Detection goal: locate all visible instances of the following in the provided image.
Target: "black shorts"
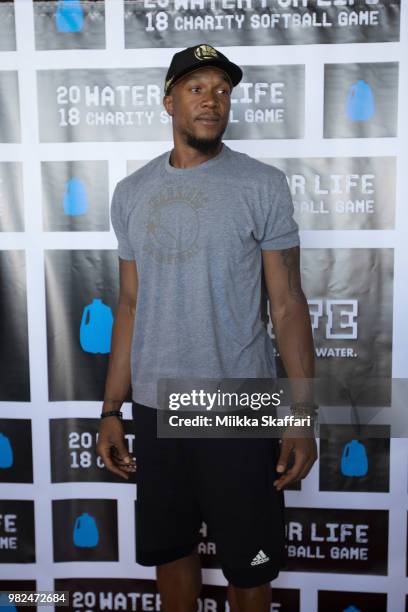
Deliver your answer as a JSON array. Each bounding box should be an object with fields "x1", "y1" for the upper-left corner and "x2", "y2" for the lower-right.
[{"x1": 132, "y1": 401, "x2": 287, "y2": 588}]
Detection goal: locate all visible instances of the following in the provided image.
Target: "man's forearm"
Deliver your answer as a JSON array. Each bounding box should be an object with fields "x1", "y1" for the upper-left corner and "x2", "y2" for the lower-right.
[
  {"x1": 273, "y1": 298, "x2": 314, "y2": 377},
  {"x1": 272, "y1": 296, "x2": 315, "y2": 406},
  {"x1": 102, "y1": 300, "x2": 135, "y2": 413}
]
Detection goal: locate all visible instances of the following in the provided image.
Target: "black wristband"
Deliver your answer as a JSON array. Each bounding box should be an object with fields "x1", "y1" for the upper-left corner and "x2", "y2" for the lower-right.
[{"x1": 100, "y1": 410, "x2": 123, "y2": 419}]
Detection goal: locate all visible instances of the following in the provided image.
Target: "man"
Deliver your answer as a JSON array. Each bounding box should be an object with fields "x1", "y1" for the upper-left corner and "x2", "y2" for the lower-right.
[{"x1": 96, "y1": 44, "x2": 317, "y2": 612}]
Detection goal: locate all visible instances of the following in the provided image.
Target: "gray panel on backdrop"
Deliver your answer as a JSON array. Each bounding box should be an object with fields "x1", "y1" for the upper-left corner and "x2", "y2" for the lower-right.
[
  {"x1": 37, "y1": 65, "x2": 303, "y2": 141},
  {"x1": 0, "y1": 250, "x2": 30, "y2": 401},
  {"x1": 33, "y1": 0, "x2": 106, "y2": 50},
  {"x1": 0, "y1": 2, "x2": 16, "y2": 51},
  {"x1": 45, "y1": 250, "x2": 120, "y2": 401},
  {"x1": 0, "y1": 500, "x2": 35, "y2": 563},
  {"x1": 52, "y1": 499, "x2": 118, "y2": 561},
  {"x1": 319, "y1": 424, "x2": 390, "y2": 493},
  {"x1": 266, "y1": 157, "x2": 396, "y2": 230},
  {"x1": 0, "y1": 162, "x2": 24, "y2": 231},
  {"x1": 285, "y1": 507, "x2": 388, "y2": 574},
  {"x1": 37, "y1": 68, "x2": 171, "y2": 142},
  {"x1": 0, "y1": 71, "x2": 21, "y2": 143},
  {"x1": 225, "y1": 65, "x2": 304, "y2": 139},
  {"x1": 324, "y1": 62, "x2": 399, "y2": 138},
  {"x1": 42, "y1": 160, "x2": 109, "y2": 231},
  {"x1": 300, "y1": 248, "x2": 393, "y2": 406},
  {"x1": 125, "y1": 1, "x2": 400, "y2": 48}
]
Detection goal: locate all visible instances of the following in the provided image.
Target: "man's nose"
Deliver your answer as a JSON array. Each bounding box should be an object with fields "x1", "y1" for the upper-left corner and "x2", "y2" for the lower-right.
[{"x1": 201, "y1": 92, "x2": 218, "y2": 106}]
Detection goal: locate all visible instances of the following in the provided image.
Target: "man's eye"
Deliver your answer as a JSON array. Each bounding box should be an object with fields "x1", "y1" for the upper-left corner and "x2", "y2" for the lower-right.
[{"x1": 191, "y1": 86, "x2": 200, "y2": 92}]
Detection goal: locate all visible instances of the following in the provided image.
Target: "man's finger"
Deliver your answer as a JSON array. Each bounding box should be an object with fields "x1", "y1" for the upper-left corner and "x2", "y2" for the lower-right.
[
  {"x1": 276, "y1": 439, "x2": 294, "y2": 473},
  {"x1": 111, "y1": 444, "x2": 131, "y2": 461},
  {"x1": 110, "y1": 452, "x2": 136, "y2": 473},
  {"x1": 111, "y1": 446, "x2": 137, "y2": 469},
  {"x1": 274, "y1": 464, "x2": 311, "y2": 490},
  {"x1": 273, "y1": 451, "x2": 307, "y2": 489},
  {"x1": 274, "y1": 464, "x2": 304, "y2": 489},
  {"x1": 97, "y1": 445, "x2": 131, "y2": 479},
  {"x1": 273, "y1": 466, "x2": 302, "y2": 490}
]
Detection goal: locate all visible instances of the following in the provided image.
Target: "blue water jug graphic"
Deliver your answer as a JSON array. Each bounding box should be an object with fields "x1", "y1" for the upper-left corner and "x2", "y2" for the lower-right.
[
  {"x1": 343, "y1": 606, "x2": 361, "y2": 612},
  {"x1": 80, "y1": 298, "x2": 113, "y2": 354},
  {"x1": 346, "y1": 79, "x2": 375, "y2": 121},
  {"x1": 0, "y1": 593, "x2": 17, "y2": 611},
  {"x1": 341, "y1": 439, "x2": 368, "y2": 477},
  {"x1": 73, "y1": 512, "x2": 99, "y2": 547},
  {"x1": 56, "y1": 0, "x2": 84, "y2": 33},
  {"x1": 0, "y1": 432, "x2": 13, "y2": 468},
  {"x1": 63, "y1": 177, "x2": 89, "y2": 216}
]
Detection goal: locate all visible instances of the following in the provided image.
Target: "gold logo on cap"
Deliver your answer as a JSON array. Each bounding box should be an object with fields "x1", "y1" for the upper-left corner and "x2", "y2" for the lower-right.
[
  {"x1": 194, "y1": 44, "x2": 219, "y2": 61},
  {"x1": 165, "y1": 76, "x2": 174, "y2": 92}
]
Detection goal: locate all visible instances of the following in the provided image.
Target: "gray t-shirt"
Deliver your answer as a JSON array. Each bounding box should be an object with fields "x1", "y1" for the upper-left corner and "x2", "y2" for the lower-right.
[{"x1": 111, "y1": 143, "x2": 299, "y2": 408}]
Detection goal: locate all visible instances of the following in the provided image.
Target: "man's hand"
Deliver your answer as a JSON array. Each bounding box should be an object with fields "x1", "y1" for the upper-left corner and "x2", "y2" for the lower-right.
[
  {"x1": 96, "y1": 417, "x2": 136, "y2": 480},
  {"x1": 273, "y1": 430, "x2": 317, "y2": 491}
]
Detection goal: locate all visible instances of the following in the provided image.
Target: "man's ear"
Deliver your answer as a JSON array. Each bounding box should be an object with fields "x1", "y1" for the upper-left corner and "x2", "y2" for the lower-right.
[{"x1": 163, "y1": 95, "x2": 173, "y2": 116}]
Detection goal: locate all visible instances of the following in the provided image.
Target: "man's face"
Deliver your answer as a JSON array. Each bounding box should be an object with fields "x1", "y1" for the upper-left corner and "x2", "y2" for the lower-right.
[{"x1": 163, "y1": 67, "x2": 232, "y2": 153}]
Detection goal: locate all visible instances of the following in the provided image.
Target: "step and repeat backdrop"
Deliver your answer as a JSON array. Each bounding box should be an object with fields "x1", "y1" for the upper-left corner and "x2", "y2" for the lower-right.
[{"x1": 0, "y1": 1, "x2": 407, "y2": 611}]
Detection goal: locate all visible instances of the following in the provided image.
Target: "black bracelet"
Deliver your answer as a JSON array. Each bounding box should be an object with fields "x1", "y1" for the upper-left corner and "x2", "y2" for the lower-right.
[{"x1": 100, "y1": 410, "x2": 123, "y2": 419}]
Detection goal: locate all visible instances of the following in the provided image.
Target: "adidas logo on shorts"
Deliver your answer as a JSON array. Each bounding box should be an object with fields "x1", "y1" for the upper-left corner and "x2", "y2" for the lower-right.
[{"x1": 250, "y1": 549, "x2": 270, "y2": 566}]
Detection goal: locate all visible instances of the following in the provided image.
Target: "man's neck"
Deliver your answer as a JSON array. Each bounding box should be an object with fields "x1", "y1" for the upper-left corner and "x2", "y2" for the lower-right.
[{"x1": 169, "y1": 140, "x2": 223, "y2": 169}]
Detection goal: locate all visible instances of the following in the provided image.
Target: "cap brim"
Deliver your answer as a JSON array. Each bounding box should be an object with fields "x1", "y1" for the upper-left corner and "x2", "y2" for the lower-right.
[{"x1": 165, "y1": 59, "x2": 242, "y2": 95}]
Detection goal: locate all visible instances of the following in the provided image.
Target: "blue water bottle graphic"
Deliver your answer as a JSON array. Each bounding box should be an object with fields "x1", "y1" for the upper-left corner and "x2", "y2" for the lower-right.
[
  {"x1": 346, "y1": 79, "x2": 375, "y2": 121},
  {"x1": 55, "y1": 0, "x2": 84, "y2": 33},
  {"x1": 63, "y1": 177, "x2": 89, "y2": 216},
  {"x1": 80, "y1": 298, "x2": 113, "y2": 354},
  {"x1": 343, "y1": 606, "x2": 361, "y2": 612},
  {"x1": 341, "y1": 439, "x2": 368, "y2": 477},
  {"x1": 0, "y1": 593, "x2": 17, "y2": 611},
  {"x1": 0, "y1": 432, "x2": 13, "y2": 468},
  {"x1": 73, "y1": 512, "x2": 99, "y2": 547}
]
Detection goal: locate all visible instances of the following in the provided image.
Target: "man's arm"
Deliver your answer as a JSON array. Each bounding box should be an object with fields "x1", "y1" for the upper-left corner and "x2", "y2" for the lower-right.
[
  {"x1": 262, "y1": 246, "x2": 317, "y2": 490},
  {"x1": 102, "y1": 258, "x2": 138, "y2": 408},
  {"x1": 96, "y1": 258, "x2": 138, "y2": 480}
]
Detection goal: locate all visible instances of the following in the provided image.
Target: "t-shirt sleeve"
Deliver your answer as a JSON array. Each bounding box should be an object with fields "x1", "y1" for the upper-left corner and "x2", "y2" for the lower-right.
[
  {"x1": 110, "y1": 180, "x2": 134, "y2": 260},
  {"x1": 259, "y1": 171, "x2": 300, "y2": 251}
]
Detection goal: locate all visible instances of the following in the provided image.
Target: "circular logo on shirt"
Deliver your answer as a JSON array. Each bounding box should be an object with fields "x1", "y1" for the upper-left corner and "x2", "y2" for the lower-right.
[{"x1": 145, "y1": 185, "x2": 204, "y2": 264}]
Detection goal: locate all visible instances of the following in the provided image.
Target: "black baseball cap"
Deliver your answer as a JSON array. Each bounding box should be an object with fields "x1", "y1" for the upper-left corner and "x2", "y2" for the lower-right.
[{"x1": 164, "y1": 43, "x2": 243, "y2": 96}]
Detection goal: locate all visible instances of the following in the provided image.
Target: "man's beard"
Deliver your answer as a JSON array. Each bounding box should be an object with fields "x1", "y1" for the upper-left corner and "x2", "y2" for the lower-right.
[{"x1": 185, "y1": 125, "x2": 226, "y2": 154}]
